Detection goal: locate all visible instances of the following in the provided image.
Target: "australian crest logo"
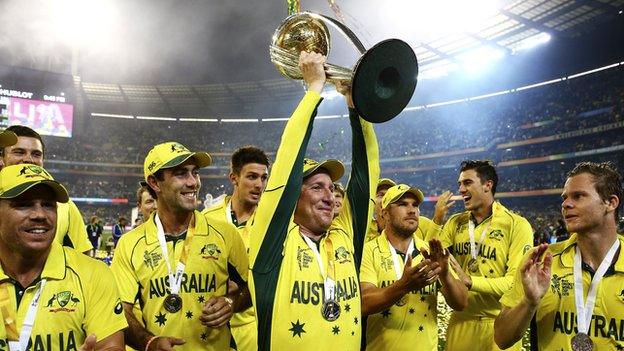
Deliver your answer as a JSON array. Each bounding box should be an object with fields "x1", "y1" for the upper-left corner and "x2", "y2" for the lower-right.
[
  {"x1": 143, "y1": 249, "x2": 163, "y2": 269},
  {"x1": 19, "y1": 165, "x2": 52, "y2": 179},
  {"x1": 45, "y1": 291, "x2": 80, "y2": 312},
  {"x1": 171, "y1": 143, "x2": 189, "y2": 154},
  {"x1": 297, "y1": 246, "x2": 313, "y2": 270},
  {"x1": 334, "y1": 246, "x2": 352, "y2": 264},
  {"x1": 550, "y1": 274, "x2": 573, "y2": 298},
  {"x1": 488, "y1": 229, "x2": 504, "y2": 241},
  {"x1": 200, "y1": 243, "x2": 221, "y2": 259}
]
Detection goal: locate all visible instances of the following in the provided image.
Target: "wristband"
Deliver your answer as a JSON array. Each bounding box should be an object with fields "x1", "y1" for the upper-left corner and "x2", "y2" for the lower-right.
[{"x1": 145, "y1": 335, "x2": 159, "y2": 351}]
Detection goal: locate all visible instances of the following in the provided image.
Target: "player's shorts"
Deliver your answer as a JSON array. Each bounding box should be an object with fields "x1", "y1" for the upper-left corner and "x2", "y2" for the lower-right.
[
  {"x1": 231, "y1": 320, "x2": 257, "y2": 351},
  {"x1": 445, "y1": 313, "x2": 522, "y2": 351}
]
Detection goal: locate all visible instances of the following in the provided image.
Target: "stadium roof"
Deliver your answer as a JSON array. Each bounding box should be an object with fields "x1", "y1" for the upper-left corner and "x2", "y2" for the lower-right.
[{"x1": 2, "y1": 0, "x2": 622, "y2": 115}]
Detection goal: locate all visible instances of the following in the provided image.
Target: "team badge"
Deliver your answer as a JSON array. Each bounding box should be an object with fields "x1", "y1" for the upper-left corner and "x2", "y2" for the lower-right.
[
  {"x1": 334, "y1": 246, "x2": 351, "y2": 264},
  {"x1": 297, "y1": 247, "x2": 313, "y2": 270},
  {"x1": 200, "y1": 243, "x2": 221, "y2": 259}
]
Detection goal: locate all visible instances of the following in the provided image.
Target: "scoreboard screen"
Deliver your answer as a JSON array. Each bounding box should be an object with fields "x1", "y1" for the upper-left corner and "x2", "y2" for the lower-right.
[{"x1": 0, "y1": 64, "x2": 74, "y2": 138}]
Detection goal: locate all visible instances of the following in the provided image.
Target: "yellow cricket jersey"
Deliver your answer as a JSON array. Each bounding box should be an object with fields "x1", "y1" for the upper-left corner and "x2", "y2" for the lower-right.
[
  {"x1": 56, "y1": 200, "x2": 93, "y2": 253},
  {"x1": 248, "y1": 91, "x2": 379, "y2": 351},
  {"x1": 360, "y1": 231, "x2": 439, "y2": 351},
  {"x1": 366, "y1": 215, "x2": 441, "y2": 242},
  {"x1": 203, "y1": 196, "x2": 257, "y2": 346},
  {"x1": 0, "y1": 242, "x2": 127, "y2": 349},
  {"x1": 438, "y1": 201, "x2": 533, "y2": 318},
  {"x1": 110, "y1": 210, "x2": 248, "y2": 351},
  {"x1": 500, "y1": 234, "x2": 624, "y2": 351}
]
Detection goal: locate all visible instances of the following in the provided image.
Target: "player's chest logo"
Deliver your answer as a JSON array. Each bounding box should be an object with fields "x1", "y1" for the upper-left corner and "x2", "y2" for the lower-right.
[
  {"x1": 143, "y1": 249, "x2": 163, "y2": 269},
  {"x1": 334, "y1": 246, "x2": 352, "y2": 264},
  {"x1": 200, "y1": 243, "x2": 221, "y2": 260},
  {"x1": 550, "y1": 274, "x2": 573, "y2": 298},
  {"x1": 380, "y1": 255, "x2": 394, "y2": 272},
  {"x1": 297, "y1": 246, "x2": 313, "y2": 270},
  {"x1": 45, "y1": 290, "x2": 80, "y2": 313}
]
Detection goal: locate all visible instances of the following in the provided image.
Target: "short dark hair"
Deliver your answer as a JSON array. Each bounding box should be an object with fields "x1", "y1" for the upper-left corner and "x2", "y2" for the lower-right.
[
  {"x1": 568, "y1": 161, "x2": 622, "y2": 223},
  {"x1": 145, "y1": 170, "x2": 165, "y2": 200},
  {"x1": 231, "y1": 146, "x2": 270, "y2": 175},
  {"x1": 5, "y1": 125, "x2": 45, "y2": 154},
  {"x1": 460, "y1": 160, "x2": 499, "y2": 195}
]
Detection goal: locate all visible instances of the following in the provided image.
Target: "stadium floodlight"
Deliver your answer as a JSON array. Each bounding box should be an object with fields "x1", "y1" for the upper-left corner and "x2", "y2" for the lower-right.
[
  {"x1": 51, "y1": 0, "x2": 120, "y2": 47},
  {"x1": 458, "y1": 46, "x2": 505, "y2": 72},
  {"x1": 136, "y1": 116, "x2": 177, "y2": 121},
  {"x1": 91, "y1": 113, "x2": 134, "y2": 119},
  {"x1": 178, "y1": 118, "x2": 219, "y2": 122},
  {"x1": 513, "y1": 32, "x2": 551, "y2": 52},
  {"x1": 220, "y1": 118, "x2": 259, "y2": 123}
]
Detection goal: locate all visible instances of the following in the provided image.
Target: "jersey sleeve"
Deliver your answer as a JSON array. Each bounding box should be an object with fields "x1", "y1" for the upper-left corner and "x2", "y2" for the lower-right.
[
  {"x1": 66, "y1": 201, "x2": 93, "y2": 252},
  {"x1": 471, "y1": 216, "x2": 534, "y2": 296},
  {"x1": 499, "y1": 249, "x2": 533, "y2": 308},
  {"x1": 83, "y1": 260, "x2": 128, "y2": 340},
  {"x1": 225, "y1": 225, "x2": 249, "y2": 285},
  {"x1": 438, "y1": 216, "x2": 457, "y2": 249},
  {"x1": 248, "y1": 91, "x2": 321, "y2": 271},
  {"x1": 330, "y1": 108, "x2": 379, "y2": 271},
  {"x1": 359, "y1": 241, "x2": 378, "y2": 286},
  {"x1": 110, "y1": 235, "x2": 141, "y2": 303}
]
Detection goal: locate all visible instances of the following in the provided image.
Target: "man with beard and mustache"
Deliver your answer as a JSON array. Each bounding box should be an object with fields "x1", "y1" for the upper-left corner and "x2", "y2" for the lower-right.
[
  {"x1": 438, "y1": 160, "x2": 533, "y2": 351},
  {"x1": 203, "y1": 145, "x2": 269, "y2": 351},
  {"x1": 111, "y1": 142, "x2": 250, "y2": 351},
  {"x1": 360, "y1": 184, "x2": 467, "y2": 350},
  {"x1": 495, "y1": 162, "x2": 624, "y2": 350}
]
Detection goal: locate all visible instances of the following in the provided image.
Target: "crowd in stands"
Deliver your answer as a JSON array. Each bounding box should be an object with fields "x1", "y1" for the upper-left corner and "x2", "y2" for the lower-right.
[{"x1": 36, "y1": 66, "x2": 624, "y2": 241}]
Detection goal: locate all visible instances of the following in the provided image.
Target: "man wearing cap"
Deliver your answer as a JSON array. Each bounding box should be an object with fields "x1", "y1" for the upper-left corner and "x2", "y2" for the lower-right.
[
  {"x1": 438, "y1": 160, "x2": 533, "y2": 351},
  {"x1": 0, "y1": 129, "x2": 17, "y2": 170},
  {"x1": 332, "y1": 182, "x2": 345, "y2": 219},
  {"x1": 2, "y1": 125, "x2": 92, "y2": 254},
  {"x1": 367, "y1": 178, "x2": 455, "y2": 242},
  {"x1": 360, "y1": 184, "x2": 467, "y2": 350},
  {"x1": 202, "y1": 145, "x2": 269, "y2": 351},
  {"x1": 248, "y1": 52, "x2": 378, "y2": 350},
  {"x1": 0, "y1": 164, "x2": 127, "y2": 349},
  {"x1": 111, "y1": 142, "x2": 250, "y2": 351}
]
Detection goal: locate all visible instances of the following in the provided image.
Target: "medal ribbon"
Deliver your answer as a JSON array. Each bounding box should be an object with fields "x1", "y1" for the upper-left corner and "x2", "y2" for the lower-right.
[
  {"x1": 387, "y1": 237, "x2": 414, "y2": 280},
  {"x1": 573, "y1": 239, "x2": 620, "y2": 336},
  {"x1": 302, "y1": 235, "x2": 336, "y2": 301},
  {"x1": 468, "y1": 220, "x2": 491, "y2": 261},
  {"x1": 155, "y1": 214, "x2": 196, "y2": 296},
  {"x1": 2, "y1": 279, "x2": 47, "y2": 351}
]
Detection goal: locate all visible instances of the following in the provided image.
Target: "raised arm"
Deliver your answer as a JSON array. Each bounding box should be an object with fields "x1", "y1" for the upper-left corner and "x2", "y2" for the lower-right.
[
  {"x1": 330, "y1": 82, "x2": 380, "y2": 270},
  {"x1": 495, "y1": 244, "x2": 552, "y2": 349}
]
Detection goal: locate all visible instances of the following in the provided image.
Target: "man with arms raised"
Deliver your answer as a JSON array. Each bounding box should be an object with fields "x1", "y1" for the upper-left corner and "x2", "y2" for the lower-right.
[
  {"x1": 2, "y1": 125, "x2": 92, "y2": 254},
  {"x1": 495, "y1": 162, "x2": 624, "y2": 350},
  {"x1": 360, "y1": 184, "x2": 467, "y2": 350},
  {"x1": 203, "y1": 145, "x2": 269, "y2": 350},
  {"x1": 0, "y1": 164, "x2": 126, "y2": 350},
  {"x1": 439, "y1": 160, "x2": 533, "y2": 351},
  {"x1": 248, "y1": 52, "x2": 378, "y2": 350},
  {"x1": 111, "y1": 142, "x2": 250, "y2": 351}
]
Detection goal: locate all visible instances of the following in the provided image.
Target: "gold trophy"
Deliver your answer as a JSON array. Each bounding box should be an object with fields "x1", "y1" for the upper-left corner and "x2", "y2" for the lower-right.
[{"x1": 270, "y1": 12, "x2": 419, "y2": 123}]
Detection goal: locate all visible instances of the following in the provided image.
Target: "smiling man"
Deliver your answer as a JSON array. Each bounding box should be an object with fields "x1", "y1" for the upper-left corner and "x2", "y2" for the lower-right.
[
  {"x1": 438, "y1": 160, "x2": 533, "y2": 351},
  {"x1": 111, "y1": 142, "x2": 250, "y2": 351},
  {"x1": 203, "y1": 145, "x2": 269, "y2": 351},
  {"x1": 495, "y1": 162, "x2": 624, "y2": 350},
  {"x1": 0, "y1": 164, "x2": 126, "y2": 350},
  {"x1": 248, "y1": 52, "x2": 379, "y2": 350},
  {"x1": 2, "y1": 125, "x2": 92, "y2": 254}
]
